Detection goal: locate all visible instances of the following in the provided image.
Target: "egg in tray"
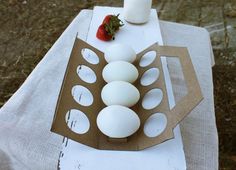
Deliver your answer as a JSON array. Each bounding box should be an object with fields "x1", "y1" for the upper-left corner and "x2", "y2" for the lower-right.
[{"x1": 51, "y1": 37, "x2": 203, "y2": 151}]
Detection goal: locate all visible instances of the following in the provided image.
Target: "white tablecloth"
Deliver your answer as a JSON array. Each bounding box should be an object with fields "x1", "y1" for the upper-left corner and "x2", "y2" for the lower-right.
[{"x1": 0, "y1": 9, "x2": 218, "y2": 170}]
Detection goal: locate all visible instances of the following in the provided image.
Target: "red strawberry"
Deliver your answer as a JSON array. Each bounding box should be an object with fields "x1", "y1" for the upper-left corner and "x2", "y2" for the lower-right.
[
  {"x1": 96, "y1": 14, "x2": 124, "y2": 41},
  {"x1": 96, "y1": 24, "x2": 114, "y2": 41},
  {"x1": 102, "y1": 14, "x2": 124, "y2": 31}
]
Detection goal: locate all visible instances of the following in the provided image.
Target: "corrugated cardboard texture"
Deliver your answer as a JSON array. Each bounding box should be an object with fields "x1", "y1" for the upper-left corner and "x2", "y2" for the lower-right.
[{"x1": 51, "y1": 37, "x2": 203, "y2": 151}]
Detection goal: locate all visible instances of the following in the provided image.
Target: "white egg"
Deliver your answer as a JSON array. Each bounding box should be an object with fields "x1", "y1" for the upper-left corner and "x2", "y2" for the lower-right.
[
  {"x1": 104, "y1": 44, "x2": 136, "y2": 63},
  {"x1": 102, "y1": 61, "x2": 139, "y2": 83},
  {"x1": 101, "y1": 81, "x2": 140, "y2": 107},
  {"x1": 97, "y1": 105, "x2": 140, "y2": 138}
]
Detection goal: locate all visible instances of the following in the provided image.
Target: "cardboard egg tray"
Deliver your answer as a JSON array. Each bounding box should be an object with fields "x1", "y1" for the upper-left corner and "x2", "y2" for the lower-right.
[{"x1": 51, "y1": 37, "x2": 203, "y2": 151}]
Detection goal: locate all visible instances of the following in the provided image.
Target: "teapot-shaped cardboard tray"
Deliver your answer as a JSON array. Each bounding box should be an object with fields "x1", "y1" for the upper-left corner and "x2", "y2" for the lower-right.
[{"x1": 51, "y1": 38, "x2": 203, "y2": 151}]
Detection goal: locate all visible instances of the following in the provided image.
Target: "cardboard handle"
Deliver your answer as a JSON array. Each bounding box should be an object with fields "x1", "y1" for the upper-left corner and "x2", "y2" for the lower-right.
[{"x1": 158, "y1": 46, "x2": 203, "y2": 127}]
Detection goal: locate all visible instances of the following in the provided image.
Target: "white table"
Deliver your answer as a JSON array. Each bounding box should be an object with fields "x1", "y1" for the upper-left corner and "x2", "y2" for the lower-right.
[{"x1": 0, "y1": 7, "x2": 218, "y2": 170}]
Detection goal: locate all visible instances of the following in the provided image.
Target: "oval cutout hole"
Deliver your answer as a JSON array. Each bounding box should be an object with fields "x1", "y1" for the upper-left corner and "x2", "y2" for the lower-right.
[
  {"x1": 144, "y1": 113, "x2": 167, "y2": 137},
  {"x1": 139, "y1": 51, "x2": 156, "y2": 67},
  {"x1": 72, "y1": 85, "x2": 93, "y2": 106},
  {"x1": 81, "y1": 48, "x2": 99, "y2": 65},
  {"x1": 77, "y1": 65, "x2": 96, "y2": 83},
  {"x1": 141, "y1": 68, "x2": 160, "y2": 86},
  {"x1": 65, "y1": 109, "x2": 90, "y2": 134},
  {"x1": 142, "y1": 89, "x2": 163, "y2": 110}
]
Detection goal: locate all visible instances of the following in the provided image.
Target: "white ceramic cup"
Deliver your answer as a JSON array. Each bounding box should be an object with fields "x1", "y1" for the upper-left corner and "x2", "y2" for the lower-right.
[{"x1": 124, "y1": 0, "x2": 152, "y2": 24}]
